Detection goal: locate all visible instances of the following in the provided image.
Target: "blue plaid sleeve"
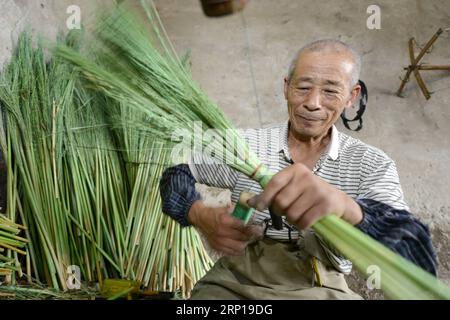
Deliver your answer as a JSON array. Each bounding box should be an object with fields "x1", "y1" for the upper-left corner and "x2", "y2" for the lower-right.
[
  {"x1": 355, "y1": 198, "x2": 438, "y2": 275},
  {"x1": 159, "y1": 164, "x2": 201, "y2": 227}
]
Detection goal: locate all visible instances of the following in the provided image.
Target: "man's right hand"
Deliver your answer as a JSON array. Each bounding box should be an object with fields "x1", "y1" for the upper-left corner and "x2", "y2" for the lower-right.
[{"x1": 188, "y1": 200, "x2": 261, "y2": 256}]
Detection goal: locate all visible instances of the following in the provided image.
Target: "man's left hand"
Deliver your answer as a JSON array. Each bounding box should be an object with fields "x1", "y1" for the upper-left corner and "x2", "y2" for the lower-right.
[{"x1": 247, "y1": 163, "x2": 363, "y2": 229}]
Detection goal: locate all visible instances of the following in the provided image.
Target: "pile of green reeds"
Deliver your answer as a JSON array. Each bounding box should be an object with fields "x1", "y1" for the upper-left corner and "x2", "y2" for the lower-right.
[
  {"x1": 121, "y1": 140, "x2": 213, "y2": 296},
  {"x1": 0, "y1": 214, "x2": 27, "y2": 278},
  {"x1": 0, "y1": 30, "x2": 213, "y2": 298},
  {"x1": 0, "y1": 34, "x2": 75, "y2": 288},
  {"x1": 0, "y1": 283, "x2": 97, "y2": 300},
  {"x1": 54, "y1": 0, "x2": 450, "y2": 299}
]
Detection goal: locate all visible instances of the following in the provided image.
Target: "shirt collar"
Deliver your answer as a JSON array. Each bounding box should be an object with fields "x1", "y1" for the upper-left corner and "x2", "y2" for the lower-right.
[
  {"x1": 277, "y1": 120, "x2": 340, "y2": 161},
  {"x1": 326, "y1": 124, "x2": 340, "y2": 160}
]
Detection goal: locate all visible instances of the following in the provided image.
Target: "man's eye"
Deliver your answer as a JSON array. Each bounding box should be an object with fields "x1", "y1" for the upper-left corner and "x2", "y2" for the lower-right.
[{"x1": 324, "y1": 90, "x2": 338, "y2": 94}]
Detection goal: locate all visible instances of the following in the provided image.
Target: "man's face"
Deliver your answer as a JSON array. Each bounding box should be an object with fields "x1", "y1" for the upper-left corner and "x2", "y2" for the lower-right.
[{"x1": 284, "y1": 51, "x2": 360, "y2": 139}]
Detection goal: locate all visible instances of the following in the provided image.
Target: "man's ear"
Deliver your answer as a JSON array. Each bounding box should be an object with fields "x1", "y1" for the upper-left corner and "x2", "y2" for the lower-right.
[
  {"x1": 284, "y1": 77, "x2": 289, "y2": 100},
  {"x1": 345, "y1": 84, "x2": 361, "y2": 109}
]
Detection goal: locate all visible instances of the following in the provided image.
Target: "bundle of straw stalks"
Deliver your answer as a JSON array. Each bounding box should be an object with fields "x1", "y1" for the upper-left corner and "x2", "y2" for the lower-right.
[
  {"x1": 0, "y1": 283, "x2": 97, "y2": 300},
  {"x1": 0, "y1": 214, "x2": 27, "y2": 278},
  {"x1": 0, "y1": 30, "x2": 213, "y2": 298},
  {"x1": 54, "y1": 0, "x2": 450, "y2": 299}
]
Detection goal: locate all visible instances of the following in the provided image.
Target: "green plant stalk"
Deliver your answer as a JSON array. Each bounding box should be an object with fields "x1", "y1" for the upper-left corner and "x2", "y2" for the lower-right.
[{"x1": 255, "y1": 169, "x2": 450, "y2": 299}]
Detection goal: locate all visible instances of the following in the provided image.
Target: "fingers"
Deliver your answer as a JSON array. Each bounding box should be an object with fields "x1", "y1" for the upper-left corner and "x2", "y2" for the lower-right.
[
  {"x1": 218, "y1": 210, "x2": 246, "y2": 230},
  {"x1": 214, "y1": 223, "x2": 264, "y2": 256},
  {"x1": 210, "y1": 236, "x2": 248, "y2": 256},
  {"x1": 243, "y1": 163, "x2": 341, "y2": 230},
  {"x1": 282, "y1": 187, "x2": 316, "y2": 223},
  {"x1": 203, "y1": 208, "x2": 256, "y2": 256},
  {"x1": 220, "y1": 225, "x2": 253, "y2": 242},
  {"x1": 247, "y1": 167, "x2": 296, "y2": 211},
  {"x1": 213, "y1": 224, "x2": 269, "y2": 255},
  {"x1": 280, "y1": 188, "x2": 331, "y2": 230},
  {"x1": 247, "y1": 164, "x2": 309, "y2": 212},
  {"x1": 270, "y1": 182, "x2": 306, "y2": 216},
  {"x1": 295, "y1": 205, "x2": 328, "y2": 230},
  {"x1": 244, "y1": 224, "x2": 263, "y2": 237},
  {"x1": 218, "y1": 212, "x2": 258, "y2": 240}
]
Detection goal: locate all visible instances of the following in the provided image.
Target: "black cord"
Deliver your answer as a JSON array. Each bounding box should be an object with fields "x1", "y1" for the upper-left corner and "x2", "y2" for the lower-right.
[
  {"x1": 269, "y1": 206, "x2": 284, "y2": 230},
  {"x1": 262, "y1": 218, "x2": 294, "y2": 243},
  {"x1": 340, "y1": 80, "x2": 368, "y2": 131}
]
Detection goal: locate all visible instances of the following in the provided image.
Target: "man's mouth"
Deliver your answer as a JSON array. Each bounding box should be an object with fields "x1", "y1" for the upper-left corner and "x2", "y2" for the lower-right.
[{"x1": 296, "y1": 114, "x2": 324, "y2": 122}]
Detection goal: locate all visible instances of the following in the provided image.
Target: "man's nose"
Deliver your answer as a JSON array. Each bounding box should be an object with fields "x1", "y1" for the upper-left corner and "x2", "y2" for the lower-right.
[{"x1": 303, "y1": 88, "x2": 321, "y2": 111}]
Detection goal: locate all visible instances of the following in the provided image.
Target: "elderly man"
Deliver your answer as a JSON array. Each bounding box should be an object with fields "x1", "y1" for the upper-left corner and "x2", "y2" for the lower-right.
[{"x1": 160, "y1": 39, "x2": 437, "y2": 299}]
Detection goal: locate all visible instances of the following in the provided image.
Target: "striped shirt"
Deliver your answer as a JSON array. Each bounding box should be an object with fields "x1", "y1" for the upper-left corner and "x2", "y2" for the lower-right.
[
  {"x1": 189, "y1": 121, "x2": 408, "y2": 238},
  {"x1": 160, "y1": 121, "x2": 437, "y2": 275}
]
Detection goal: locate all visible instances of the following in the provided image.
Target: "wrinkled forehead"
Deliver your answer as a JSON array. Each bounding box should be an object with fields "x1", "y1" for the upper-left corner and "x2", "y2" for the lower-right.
[{"x1": 292, "y1": 51, "x2": 354, "y2": 86}]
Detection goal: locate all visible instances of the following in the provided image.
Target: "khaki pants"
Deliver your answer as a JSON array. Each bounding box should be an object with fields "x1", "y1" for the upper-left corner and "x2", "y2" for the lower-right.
[{"x1": 191, "y1": 238, "x2": 362, "y2": 300}]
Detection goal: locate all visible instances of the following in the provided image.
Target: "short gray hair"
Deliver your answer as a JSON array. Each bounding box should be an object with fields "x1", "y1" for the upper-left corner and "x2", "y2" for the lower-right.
[{"x1": 287, "y1": 39, "x2": 361, "y2": 87}]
